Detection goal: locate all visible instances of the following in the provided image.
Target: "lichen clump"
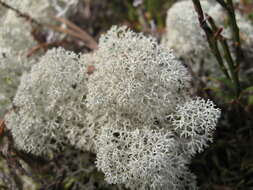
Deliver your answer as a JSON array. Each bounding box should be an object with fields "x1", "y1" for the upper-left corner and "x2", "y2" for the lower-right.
[
  {"x1": 5, "y1": 26, "x2": 220, "y2": 189},
  {"x1": 5, "y1": 48, "x2": 88, "y2": 156}
]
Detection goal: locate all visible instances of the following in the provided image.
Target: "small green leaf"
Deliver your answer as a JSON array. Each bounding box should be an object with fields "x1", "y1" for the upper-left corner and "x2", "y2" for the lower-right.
[
  {"x1": 248, "y1": 95, "x2": 253, "y2": 105},
  {"x1": 243, "y1": 86, "x2": 253, "y2": 93},
  {"x1": 64, "y1": 177, "x2": 76, "y2": 189}
]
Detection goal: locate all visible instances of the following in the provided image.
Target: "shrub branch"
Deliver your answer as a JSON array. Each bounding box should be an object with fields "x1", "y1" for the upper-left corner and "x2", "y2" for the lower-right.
[{"x1": 191, "y1": 0, "x2": 241, "y2": 97}]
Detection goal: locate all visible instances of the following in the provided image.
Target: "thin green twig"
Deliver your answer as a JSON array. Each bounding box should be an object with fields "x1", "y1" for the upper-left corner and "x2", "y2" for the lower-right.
[
  {"x1": 216, "y1": 0, "x2": 244, "y2": 67},
  {"x1": 191, "y1": 0, "x2": 241, "y2": 97},
  {"x1": 191, "y1": 0, "x2": 230, "y2": 79},
  {"x1": 206, "y1": 14, "x2": 240, "y2": 97}
]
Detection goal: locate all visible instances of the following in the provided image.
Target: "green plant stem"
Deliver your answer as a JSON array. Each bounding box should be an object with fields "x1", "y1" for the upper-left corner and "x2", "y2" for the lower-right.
[
  {"x1": 192, "y1": 0, "x2": 241, "y2": 97},
  {"x1": 216, "y1": 0, "x2": 244, "y2": 67},
  {"x1": 206, "y1": 14, "x2": 241, "y2": 96},
  {"x1": 219, "y1": 37, "x2": 241, "y2": 97},
  {"x1": 191, "y1": 0, "x2": 230, "y2": 79},
  {"x1": 210, "y1": 38, "x2": 231, "y2": 80}
]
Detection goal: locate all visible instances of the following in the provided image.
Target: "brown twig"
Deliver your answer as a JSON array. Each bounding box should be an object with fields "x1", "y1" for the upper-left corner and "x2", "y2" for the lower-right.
[
  {"x1": 0, "y1": 119, "x2": 5, "y2": 137},
  {"x1": 0, "y1": 1, "x2": 98, "y2": 51},
  {"x1": 0, "y1": 1, "x2": 41, "y2": 27},
  {"x1": 26, "y1": 40, "x2": 66, "y2": 57},
  {"x1": 52, "y1": 16, "x2": 98, "y2": 50}
]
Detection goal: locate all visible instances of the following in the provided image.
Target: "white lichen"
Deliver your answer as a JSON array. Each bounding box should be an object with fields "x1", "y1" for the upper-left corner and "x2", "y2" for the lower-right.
[
  {"x1": 1, "y1": 0, "x2": 80, "y2": 42},
  {"x1": 170, "y1": 97, "x2": 221, "y2": 155},
  {"x1": 1, "y1": 0, "x2": 80, "y2": 23},
  {"x1": 163, "y1": 0, "x2": 213, "y2": 58},
  {"x1": 87, "y1": 26, "x2": 191, "y2": 134},
  {"x1": 0, "y1": 11, "x2": 36, "y2": 55},
  {"x1": 0, "y1": 48, "x2": 34, "y2": 117},
  {"x1": 0, "y1": 10, "x2": 37, "y2": 118},
  {"x1": 4, "y1": 25, "x2": 221, "y2": 190},
  {"x1": 96, "y1": 127, "x2": 197, "y2": 190},
  {"x1": 5, "y1": 48, "x2": 88, "y2": 156},
  {"x1": 86, "y1": 26, "x2": 220, "y2": 189}
]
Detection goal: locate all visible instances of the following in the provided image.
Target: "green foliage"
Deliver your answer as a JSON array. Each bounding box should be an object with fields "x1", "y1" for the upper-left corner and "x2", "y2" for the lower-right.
[
  {"x1": 143, "y1": 0, "x2": 174, "y2": 27},
  {"x1": 248, "y1": 13, "x2": 253, "y2": 23},
  {"x1": 104, "y1": 0, "x2": 177, "y2": 30}
]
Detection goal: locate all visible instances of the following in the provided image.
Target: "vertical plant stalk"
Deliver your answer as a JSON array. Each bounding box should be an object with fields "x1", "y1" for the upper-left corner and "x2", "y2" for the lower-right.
[
  {"x1": 216, "y1": 0, "x2": 244, "y2": 67},
  {"x1": 191, "y1": 0, "x2": 241, "y2": 97},
  {"x1": 216, "y1": 0, "x2": 243, "y2": 97},
  {"x1": 191, "y1": 0, "x2": 230, "y2": 79},
  {"x1": 207, "y1": 15, "x2": 241, "y2": 96}
]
